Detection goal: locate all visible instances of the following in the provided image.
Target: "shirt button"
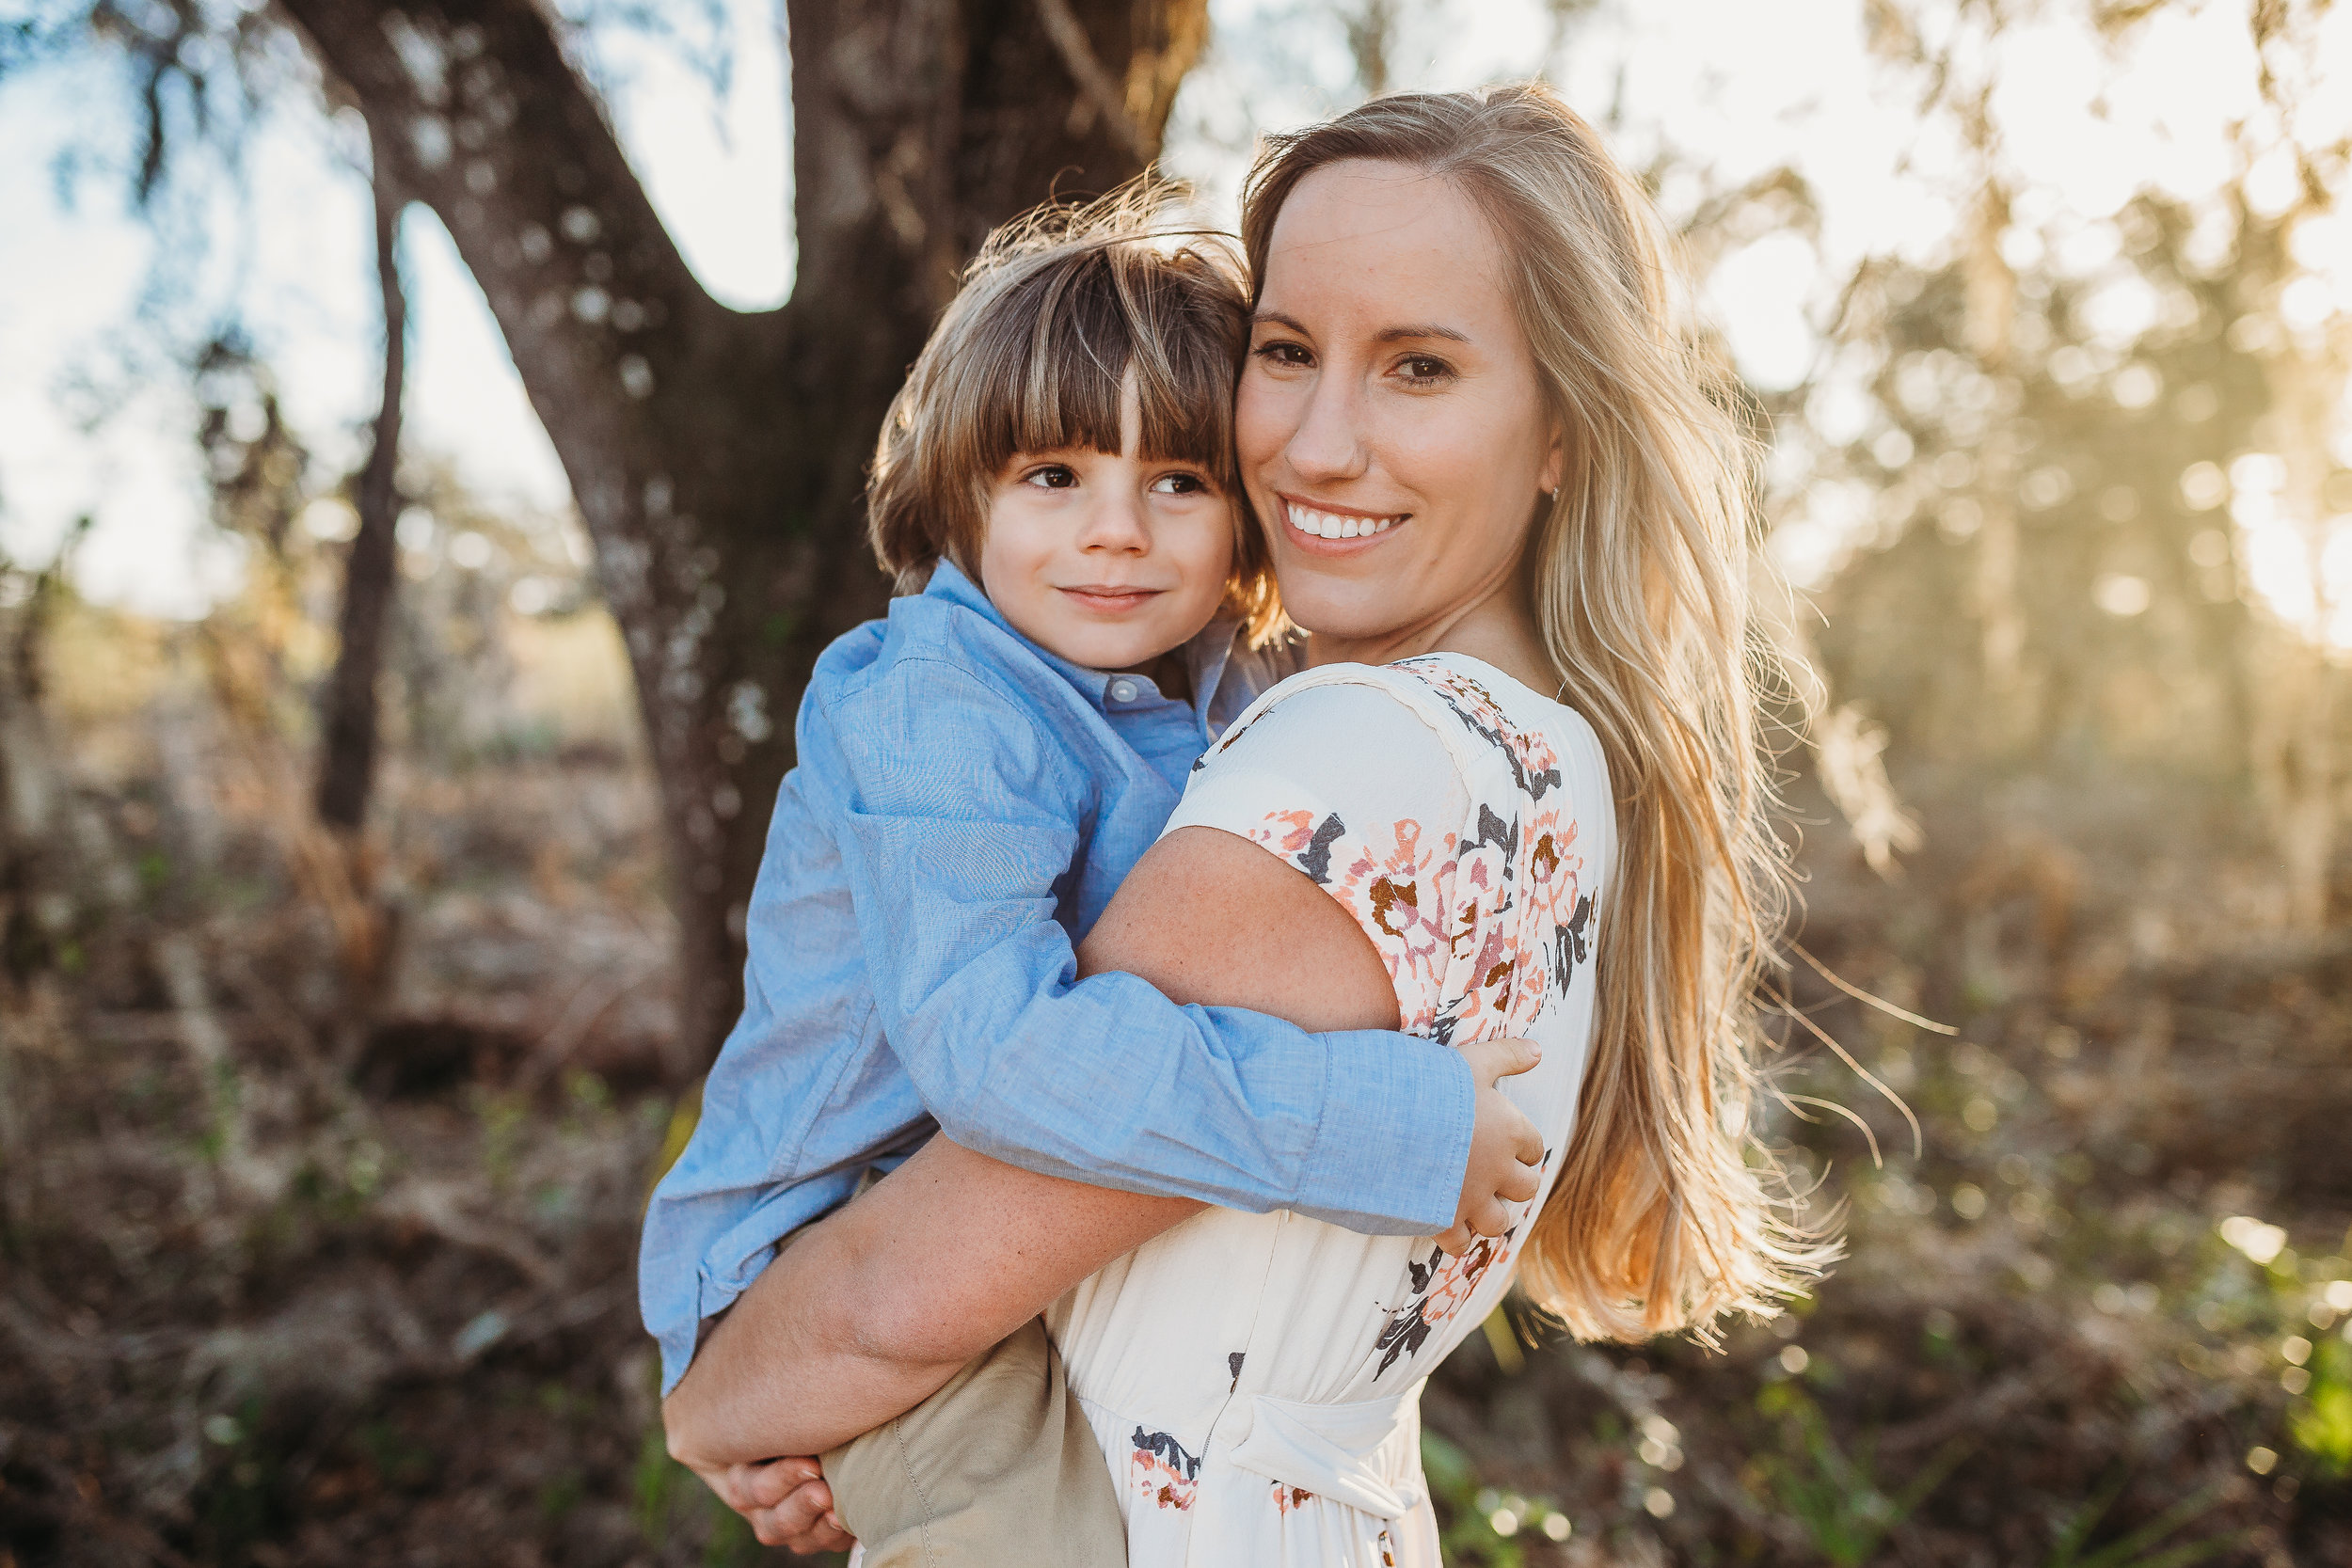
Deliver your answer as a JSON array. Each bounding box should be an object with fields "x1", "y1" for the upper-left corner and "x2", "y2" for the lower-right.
[{"x1": 1108, "y1": 678, "x2": 1138, "y2": 703}]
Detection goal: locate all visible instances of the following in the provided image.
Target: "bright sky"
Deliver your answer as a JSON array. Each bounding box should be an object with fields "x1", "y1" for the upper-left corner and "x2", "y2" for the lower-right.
[{"x1": 0, "y1": 0, "x2": 2345, "y2": 617}]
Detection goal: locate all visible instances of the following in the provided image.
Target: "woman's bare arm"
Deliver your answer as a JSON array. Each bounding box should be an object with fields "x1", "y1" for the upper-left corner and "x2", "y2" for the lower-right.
[
  {"x1": 663, "y1": 826, "x2": 1406, "y2": 1468},
  {"x1": 664, "y1": 1136, "x2": 1199, "y2": 1468}
]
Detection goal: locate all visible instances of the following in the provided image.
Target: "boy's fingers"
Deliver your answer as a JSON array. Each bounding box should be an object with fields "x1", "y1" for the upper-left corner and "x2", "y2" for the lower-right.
[
  {"x1": 1508, "y1": 1107, "x2": 1544, "y2": 1169},
  {"x1": 1434, "y1": 1221, "x2": 1470, "y2": 1256},
  {"x1": 1501, "y1": 1162, "x2": 1540, "y2": 1204},
  {"x1": 1461, "y1": 1036, "x2": 1541, "y2": 1086}
]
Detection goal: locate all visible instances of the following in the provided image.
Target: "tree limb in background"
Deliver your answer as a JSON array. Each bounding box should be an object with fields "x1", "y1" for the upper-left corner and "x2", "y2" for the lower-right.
[
  {"x1": 317, "y1": 161, "x2": 406, "y2": 836},
  {"x1": 1036, "y1": 0, "x2": 1153, "y2": 159}
]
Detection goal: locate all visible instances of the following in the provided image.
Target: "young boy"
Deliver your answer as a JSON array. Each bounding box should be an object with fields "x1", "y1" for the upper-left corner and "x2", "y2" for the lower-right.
[{"x1": 644, "y1": 193, "x2": 1535, "y2": 1563}]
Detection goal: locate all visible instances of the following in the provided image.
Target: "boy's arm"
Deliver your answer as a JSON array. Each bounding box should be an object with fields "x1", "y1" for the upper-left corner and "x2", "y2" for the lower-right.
[{"x1": 816, "y1": 655, "x2": 1474, "y2": 1235}]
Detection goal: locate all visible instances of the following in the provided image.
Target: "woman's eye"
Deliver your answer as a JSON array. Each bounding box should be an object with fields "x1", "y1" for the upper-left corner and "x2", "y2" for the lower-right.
[
  {"x1": 1397, "y1": 355, "x2": 1454, "y2": 384},
  {"x1": 1253, "y1": 341, "x2": 1313, "y2": 369},
  {"x1": 1023, "y1": 464, "x2": 1079, "y2": 489}
]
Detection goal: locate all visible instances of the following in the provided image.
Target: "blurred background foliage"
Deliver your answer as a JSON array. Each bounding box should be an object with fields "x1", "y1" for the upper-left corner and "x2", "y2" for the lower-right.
[{"x1": 2, "y1": 0, "x2": 2351, "y2": 1564}]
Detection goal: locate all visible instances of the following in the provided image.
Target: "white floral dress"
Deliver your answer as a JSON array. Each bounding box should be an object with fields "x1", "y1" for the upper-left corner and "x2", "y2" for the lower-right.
[{"x1": 1046, "y1": 653, "x2": 1615, "y2": 1568}]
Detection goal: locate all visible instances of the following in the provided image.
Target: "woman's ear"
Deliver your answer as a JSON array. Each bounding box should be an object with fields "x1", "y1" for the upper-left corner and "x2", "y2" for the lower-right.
[{"x1": 1539, "y1": 420, "x2": 1566, "y2": 497}]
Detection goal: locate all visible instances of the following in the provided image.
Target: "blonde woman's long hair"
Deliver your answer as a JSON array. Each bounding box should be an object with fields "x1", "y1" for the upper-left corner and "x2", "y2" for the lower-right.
[{"x1": 1241, "y1": 85, "x2": 1834, "y2": 1342}]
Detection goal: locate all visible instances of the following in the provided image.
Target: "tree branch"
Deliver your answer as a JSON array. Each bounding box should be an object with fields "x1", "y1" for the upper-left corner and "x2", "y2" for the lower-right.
[
  {"x1": 1034, "y1": 0, "x2": 1152, "y2": 161},
  {"x1": 276, "y1": 0, "x2": 729, "y2": 504}
]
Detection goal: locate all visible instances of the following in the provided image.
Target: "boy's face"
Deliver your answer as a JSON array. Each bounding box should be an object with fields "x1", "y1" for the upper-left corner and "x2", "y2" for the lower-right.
[{"x1": 977, "y1": 381, "x2": 1236, "y2": 674}]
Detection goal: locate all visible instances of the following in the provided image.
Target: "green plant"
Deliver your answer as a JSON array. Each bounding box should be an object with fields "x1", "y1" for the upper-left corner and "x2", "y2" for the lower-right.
[
  {"x1": 2292, "y1": 1336, "x2": 2352, "y2": 1476},
  {"x1": 2042, "y1": 1477, "x2": 2240, "y2": 1568},
  {"x1": 1421, "y1": 1430, "x2": 1573, "y2": 1565},
  {"x1": 701, "y1": 1486, "x2": 770, "y2": 1566},
  {"x1": 633, "y1": 1425, "x2": 676, "y2": 1540},
  {"x1": 473, "y1": 1087, "x2": 529, "y2": 1191},
  {"x1": 1754, "y1": 1382, "x2": 1969, "y2": 1567}
]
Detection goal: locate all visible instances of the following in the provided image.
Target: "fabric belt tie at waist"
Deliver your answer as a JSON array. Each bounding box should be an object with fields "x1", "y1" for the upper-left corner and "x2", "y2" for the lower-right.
[{"x1": 1224, "y1": 1380, "x2": 1427, "y2": 1520}]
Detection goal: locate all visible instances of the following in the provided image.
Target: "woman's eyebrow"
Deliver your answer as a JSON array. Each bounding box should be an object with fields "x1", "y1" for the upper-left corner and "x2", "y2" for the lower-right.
[{"x1": 1250, "y1": 311, "x2": 1471, "y2": 346}]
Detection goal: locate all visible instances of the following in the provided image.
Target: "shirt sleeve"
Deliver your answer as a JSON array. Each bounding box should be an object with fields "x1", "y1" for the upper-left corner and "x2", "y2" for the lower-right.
[
  {"x1": 1168, "y1": 679, "x2": 1474, "y2": 1039},
  {"x1": 814, "y1": 655, "x2": 1473, "y2": 1236}
]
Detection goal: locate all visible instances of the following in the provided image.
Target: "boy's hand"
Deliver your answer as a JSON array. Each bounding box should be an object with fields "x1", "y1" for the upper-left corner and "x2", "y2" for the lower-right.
[
  {"x1": 698, "y1": 1455, "x2": 854, "y2": 1554},
  {"x1": 1438, "y1": 1036, "x2": 1544, "y2": 1257}
]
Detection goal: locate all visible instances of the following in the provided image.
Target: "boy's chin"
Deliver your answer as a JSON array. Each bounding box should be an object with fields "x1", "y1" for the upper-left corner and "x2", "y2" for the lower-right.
[{"x1": 1053, "y1": 638, "x2": 1167, "y2": 673}]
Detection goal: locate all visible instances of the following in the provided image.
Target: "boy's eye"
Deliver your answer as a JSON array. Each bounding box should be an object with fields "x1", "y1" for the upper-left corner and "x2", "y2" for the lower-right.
[
  {"x1": 1149, "y1": 471, "x2": 1214, "y2": 496},
  {"x1": 1022, "y1": 464, "x2": 1079, "y2": 489}
]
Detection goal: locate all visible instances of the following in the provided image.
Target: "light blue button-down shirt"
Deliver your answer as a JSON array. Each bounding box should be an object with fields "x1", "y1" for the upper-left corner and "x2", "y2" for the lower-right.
[{"x1": 639, "y1": 562, "x2": 1474, "y2": 1393}]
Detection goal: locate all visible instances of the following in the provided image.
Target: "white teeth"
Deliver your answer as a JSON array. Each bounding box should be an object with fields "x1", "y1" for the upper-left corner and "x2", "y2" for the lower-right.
[{"x1": 1287, "y1": 502, "x2": 1397, "y2": 540}]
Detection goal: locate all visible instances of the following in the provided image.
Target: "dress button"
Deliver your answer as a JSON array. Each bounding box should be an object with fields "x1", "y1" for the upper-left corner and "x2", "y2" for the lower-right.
[{"x1": 1108, "y1": 678, "x2": 1138, "y2": 703}]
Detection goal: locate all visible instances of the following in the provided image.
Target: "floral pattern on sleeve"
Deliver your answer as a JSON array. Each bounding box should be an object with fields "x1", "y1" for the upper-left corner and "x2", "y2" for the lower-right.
[
  {"x1": 1225, "y1": 659, "x2": 1596, "y2": 1048},
  {"x1": 1246, "y1": 809, "x2": 1453, "y2": 1034}
]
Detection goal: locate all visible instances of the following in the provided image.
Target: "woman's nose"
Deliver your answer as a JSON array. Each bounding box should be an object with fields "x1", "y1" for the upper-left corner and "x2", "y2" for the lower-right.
[{"x1": 1284, "y1": 373, "x2": 1369, "y2": 485}]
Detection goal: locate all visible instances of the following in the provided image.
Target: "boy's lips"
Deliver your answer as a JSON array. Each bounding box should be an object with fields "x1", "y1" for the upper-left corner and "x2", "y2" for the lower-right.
[{"x1": 1057, "y1": 585, "x2": 1167, "y2": 610}]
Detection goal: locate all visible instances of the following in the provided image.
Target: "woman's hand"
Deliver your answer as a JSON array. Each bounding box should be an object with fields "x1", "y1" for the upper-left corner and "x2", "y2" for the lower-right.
[
  {"x1": 1437, "y1": 1034, "x2": 1544, "y2": 1255},
  {"x1": 692, "y1": 1455, "x2": 853, "y2": 1554}
]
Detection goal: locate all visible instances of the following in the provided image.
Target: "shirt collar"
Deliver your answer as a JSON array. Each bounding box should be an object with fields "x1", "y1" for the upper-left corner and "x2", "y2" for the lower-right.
[{"x1": 924, "y1": 559, "x2": 1241, "y2": 733}]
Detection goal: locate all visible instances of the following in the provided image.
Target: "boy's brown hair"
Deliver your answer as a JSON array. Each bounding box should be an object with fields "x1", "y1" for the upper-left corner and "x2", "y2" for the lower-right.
[{"x1": 866, "y1": 182, "x2": 1279, "y2": 640}]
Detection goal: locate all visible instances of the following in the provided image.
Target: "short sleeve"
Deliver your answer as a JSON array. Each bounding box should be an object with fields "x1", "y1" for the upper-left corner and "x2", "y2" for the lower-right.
[{"x1": 1165, "y1": 680, "x2": 1472, "y2": 1036}]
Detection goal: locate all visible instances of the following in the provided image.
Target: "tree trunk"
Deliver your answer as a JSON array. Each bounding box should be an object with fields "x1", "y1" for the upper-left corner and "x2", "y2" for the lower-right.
[
  {"x1": 317, "y1": 163, "x2": 406, "y2": 832},
  {"x1": 277, "y1": 0, "x2": 1208, "y2": 1069}
]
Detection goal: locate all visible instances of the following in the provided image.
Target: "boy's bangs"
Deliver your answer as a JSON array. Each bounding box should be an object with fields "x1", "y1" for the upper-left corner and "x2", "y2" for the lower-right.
[{"x1": 977, "y1": 251, "x2": 1234, "y2": 478}]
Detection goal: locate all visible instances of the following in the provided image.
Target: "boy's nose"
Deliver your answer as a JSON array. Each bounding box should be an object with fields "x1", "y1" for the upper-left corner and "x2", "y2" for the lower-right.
[{"x1": 1075, "y1": 489, "x2": 1151, "y2": 552}]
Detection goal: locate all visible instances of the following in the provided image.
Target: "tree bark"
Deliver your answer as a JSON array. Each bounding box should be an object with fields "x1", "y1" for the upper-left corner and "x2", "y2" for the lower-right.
[
  {"x1": 277, "y1": 0, "x2": 1208, "y2": 1069},
  {"x1": 317, "y1": 162, "x2": 406, "y2": 832}
]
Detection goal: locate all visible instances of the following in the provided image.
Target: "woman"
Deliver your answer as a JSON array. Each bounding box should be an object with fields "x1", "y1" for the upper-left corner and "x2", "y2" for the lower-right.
[{"x1": 671, "y1": 84, "x2": 1825, "y2": 1563}]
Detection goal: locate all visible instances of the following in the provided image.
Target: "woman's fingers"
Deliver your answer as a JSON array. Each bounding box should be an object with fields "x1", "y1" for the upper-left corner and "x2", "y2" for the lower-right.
[
  {"x1": 720, "y1": 1456, "x2": 819, "y2": 1513},
  {"x1": 748, "y1": 1480, "x2": 853, "y2": 1552},
  {"x1": 714, "y1": 1461, "x2": 846, "y2": 1553}
]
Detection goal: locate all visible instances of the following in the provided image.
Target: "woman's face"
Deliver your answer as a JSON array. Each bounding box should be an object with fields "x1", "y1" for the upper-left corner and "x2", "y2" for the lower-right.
[{"x1": 1237, "y1": 159, "x2": 1561, "y2": 646}]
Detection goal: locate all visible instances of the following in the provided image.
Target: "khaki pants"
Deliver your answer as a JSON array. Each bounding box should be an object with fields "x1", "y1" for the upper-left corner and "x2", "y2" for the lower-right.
[{"x1": 819, "y1": 1316, "x2": 1128, "y2": 1567}]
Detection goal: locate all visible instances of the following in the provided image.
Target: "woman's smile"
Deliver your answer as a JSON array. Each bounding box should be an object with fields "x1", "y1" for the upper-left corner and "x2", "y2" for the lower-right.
[{"x1": 1279, "y1": 494, "x2": 1408, "y2": 547}]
